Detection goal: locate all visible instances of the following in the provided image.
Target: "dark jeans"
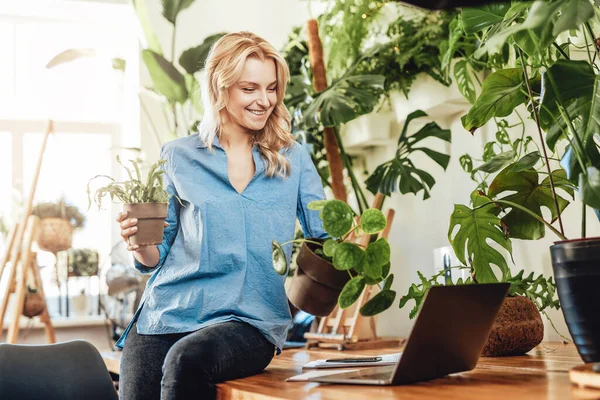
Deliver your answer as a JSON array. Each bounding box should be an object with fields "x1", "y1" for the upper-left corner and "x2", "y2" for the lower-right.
[{"x1": 119, "y1": 321, "x2": 275, "y2": 400}]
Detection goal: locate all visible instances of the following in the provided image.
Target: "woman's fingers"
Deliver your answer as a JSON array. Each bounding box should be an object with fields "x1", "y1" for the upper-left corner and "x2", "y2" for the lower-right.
[
  {"x1": 127, "y1": 244, "x2": 140, "y2": 251},
  {"x1": 116, "y1": 211, "x2": 128, "y2": 223},
  {"x1": 164, "y1": 221, "x2": 170, "y2": 228},
  {"x1": 121, "y1": 225, "x2": 138, "y2": 239}
]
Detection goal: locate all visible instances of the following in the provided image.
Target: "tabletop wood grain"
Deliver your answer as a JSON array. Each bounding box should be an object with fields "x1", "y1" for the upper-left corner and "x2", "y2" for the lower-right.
[{"x1": 216, "y1": 343, "x2": 594, "y2": 400}]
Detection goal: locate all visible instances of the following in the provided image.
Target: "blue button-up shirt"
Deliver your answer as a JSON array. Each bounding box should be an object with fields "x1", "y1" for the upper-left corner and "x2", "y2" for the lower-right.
[{"x1": 115, "y1": 133, "x2": 328, "y2": 353}]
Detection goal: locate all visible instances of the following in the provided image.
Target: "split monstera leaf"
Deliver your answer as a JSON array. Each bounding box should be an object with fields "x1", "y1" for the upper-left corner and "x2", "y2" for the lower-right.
[{"x1": 272, "y1": 200, "x2": 395, "y2": 316}]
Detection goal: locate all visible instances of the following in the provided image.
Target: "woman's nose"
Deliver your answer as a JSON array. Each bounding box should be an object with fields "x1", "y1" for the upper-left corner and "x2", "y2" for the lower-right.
[{"x1": 256, "y1": 90, "x2": 269, "y2": 107}]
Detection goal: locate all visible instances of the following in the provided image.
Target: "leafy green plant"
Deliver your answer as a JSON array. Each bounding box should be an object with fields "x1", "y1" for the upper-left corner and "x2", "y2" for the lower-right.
[
  {"x1": 401, "y1": 0, "x2": 600, "y2": 327},
  {"x1": 67, "y1": 248, "x2": 99, "y2": 277},
  {"x1": 399, "y1": 266, "x2": 559, "y2": 320},
  {"x1": 31, "y1": 200, "x2": 86, "y2": 229},
  {"x1": 87, "y1": 156, "x2": 171, "y2": 209},
  {"x1": 365, "y1": 110, "x2": 451, "y2": 199},
  {"x1": 272, "y1": 200, "x2": 395, "y2": 316},
  {"x1": 132, "y1": 0, "x2": 226, "y2": 141}
]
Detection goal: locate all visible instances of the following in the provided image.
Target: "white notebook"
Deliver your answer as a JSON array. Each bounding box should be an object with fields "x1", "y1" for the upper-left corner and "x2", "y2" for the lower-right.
[
  {"x1": 302, "y1": 352, "x2": 402, "y2": 369},
  {"x1": 287, "y1": 369, "x2": 361, "y2": 382}
]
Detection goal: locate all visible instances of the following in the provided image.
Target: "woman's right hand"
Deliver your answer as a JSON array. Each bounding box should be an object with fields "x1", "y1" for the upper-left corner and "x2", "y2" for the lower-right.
[{"x1": 116, "y1": 211, "x2": 139, "y2": 251}]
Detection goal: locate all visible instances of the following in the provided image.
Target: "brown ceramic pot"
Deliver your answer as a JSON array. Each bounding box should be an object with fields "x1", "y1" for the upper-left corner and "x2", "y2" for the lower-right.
[
  {"x1": 287, "y1": 240, "x2": 351, "y2": 316},
  {"x1": 481, "y1": 295, "x2": 543, "y2": 356},
  {"x1": 123, "y1": 203, "x2": 168, "y2": 246},
  {"x1": 23, "y1": 289, "x2": 45, "y2": 318}
]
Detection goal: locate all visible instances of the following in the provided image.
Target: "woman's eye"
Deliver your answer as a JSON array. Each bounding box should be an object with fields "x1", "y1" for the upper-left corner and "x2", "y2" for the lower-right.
[
  {"x1": 268, "y1": 87, "x2": 277, "y2": 92},
  {"x1": 242, "y1": 88, "x2": 254, "y2": 92}
]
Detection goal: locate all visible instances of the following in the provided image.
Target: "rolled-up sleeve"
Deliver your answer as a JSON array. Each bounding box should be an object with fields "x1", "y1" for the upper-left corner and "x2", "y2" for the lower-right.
[
  {"x1": 296, "y1": 144, "x2": 329, "y2": 240},
  {"x1": 134, "y1": 145, "x2": 181, "y2": 274}
]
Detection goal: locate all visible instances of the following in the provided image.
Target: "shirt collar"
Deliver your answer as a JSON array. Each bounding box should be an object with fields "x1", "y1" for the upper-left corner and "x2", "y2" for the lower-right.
[
  {"x1": 196, "y1": 134, "x2": 265, "y2": 176},
  {"x1": 196, "y1": 134, "x2": 224, "y2": 150}
]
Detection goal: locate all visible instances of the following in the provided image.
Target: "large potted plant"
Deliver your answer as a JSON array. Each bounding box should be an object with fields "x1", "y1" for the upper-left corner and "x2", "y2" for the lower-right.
[
  {"x1": 273, "y1": 200, "x2": 394, "y2": 317},
  {"x1": 88, "y1": 156, "x2": 173, "y2": 246},
  {"x1": 31, "y1": 199, "x2": 86, "y2": 253},
  {"x1": 433, "y1": 0, "x2": 600, "y2": 361}
]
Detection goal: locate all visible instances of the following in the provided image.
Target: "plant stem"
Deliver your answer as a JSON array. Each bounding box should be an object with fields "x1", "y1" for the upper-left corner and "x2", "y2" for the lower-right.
[
  {"x1": 342, "y1": 225, "x2": 361, "y2": 241},
  {"x1": 171, "y1": 21, "x2": 177, "y2": 63},
  {"x1": 517, "y1": 47, "x2": 565, "y2": 237},
  {"x1": 582, "y1": 201, "x2": 586, "y2": 239},
  {"x1": 138, "y1": 93, "x2": 163, "y2": 149},
  {"x1": 476, "y1": 199, "x2": 568, "y2": 241},
  {"x1": 542, "y1": 310, "x2": 571, "y2": 344},
  {"x1": 281, "y1": 239, "x2": 324, "y2": 247},
  {"x1": 582, "y1": 23, "x2": 595, "y2": 66},
  {"x1": 552, "y1": 42, "x2": 569, "y2": 60},
  {"x1": 584, "y1": 22, "x2": 600, "y2": 61}
]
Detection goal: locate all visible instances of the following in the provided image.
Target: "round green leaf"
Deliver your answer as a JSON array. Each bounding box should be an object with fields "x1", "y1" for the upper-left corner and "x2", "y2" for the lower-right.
[
  {"x1": 366, "y1": 238, "x2": 391, "y2": 268},
  {"x1": 332, "y1": 242, "x2": 365, "y2": 271},
  {"x1": 363, "y1": 261, "x2": 382, "y2": 281},
  {"x1": 271, "y1": 240, "x2": 287, "y2": 275},
  {"x1": 338, "y1": 276, "x2": 366, "y2": 309},
  {"x1": 360, "y1": 208, "x2": 387, "y2": 234},
  {"x1": 383, "y1": 273, "x2": 394, "y2": 291},
  {"x1": 308, "y1": 200, "x2": 328, "y2": 210},
  {"x1": 364, "y1": 261, "x2": 390, "y2": 285},
  {"x1": 360, "y1": 289, "x2": 396, "y2": 316},
  {"x1": 322, "y1": 200, "x2": 354, "y2": 238},
  {"x1": 323, "y1": 239, "x2": 339, "y2": 257}
]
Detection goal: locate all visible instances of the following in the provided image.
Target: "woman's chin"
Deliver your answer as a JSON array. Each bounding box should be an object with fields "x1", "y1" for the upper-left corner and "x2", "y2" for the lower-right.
[{"x1": 244, "y1": 121, "x2": 268, "y2": 131}]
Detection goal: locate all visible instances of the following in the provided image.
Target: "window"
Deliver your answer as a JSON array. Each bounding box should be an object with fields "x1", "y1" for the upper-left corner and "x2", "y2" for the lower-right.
[{"x1": 0, "y1": 1, "x2": 140, "y2": 321}]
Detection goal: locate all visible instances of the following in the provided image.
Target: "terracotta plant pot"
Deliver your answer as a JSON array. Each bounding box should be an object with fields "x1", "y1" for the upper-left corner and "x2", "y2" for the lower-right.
[
  {"x1": 36, "y1": 217, "x2": 73, "y2": 253},
  {"x1": 287, "y1": 240, "x2": 351, "y2": 316},
  {"x1": 481, "y1": 296, "x2": 543, "y2": 356},
  {"x1": 123, "y1": 203, "x2": 168, "y2": 246},
  {"x1": 551, "y1": 237, "x2": 600, "y2": 363},
  {"x1": 23, "y1": 289, "x2": 45, "y2": 318}
]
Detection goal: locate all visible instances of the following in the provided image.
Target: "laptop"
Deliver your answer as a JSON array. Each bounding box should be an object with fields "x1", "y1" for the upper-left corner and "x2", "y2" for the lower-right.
[{"x1": 307, "y1": 283, "x2": 510, "y2": 385}]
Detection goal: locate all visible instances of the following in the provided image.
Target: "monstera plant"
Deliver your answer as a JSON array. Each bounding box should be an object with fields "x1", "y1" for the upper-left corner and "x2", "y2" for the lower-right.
[{"x1": 400, "y1": 0, "x2": 600, "y2": 358}]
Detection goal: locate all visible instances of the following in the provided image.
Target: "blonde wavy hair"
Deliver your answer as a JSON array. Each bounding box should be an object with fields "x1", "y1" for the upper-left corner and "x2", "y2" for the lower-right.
[{"x1": 198, "y1": 31, "x2": 295, "y2": 178}]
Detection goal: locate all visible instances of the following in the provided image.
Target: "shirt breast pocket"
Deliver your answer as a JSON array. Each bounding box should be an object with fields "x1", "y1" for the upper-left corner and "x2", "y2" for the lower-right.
[{"x1": 197, "y1": 199, "x2": 247, "y2": 276}]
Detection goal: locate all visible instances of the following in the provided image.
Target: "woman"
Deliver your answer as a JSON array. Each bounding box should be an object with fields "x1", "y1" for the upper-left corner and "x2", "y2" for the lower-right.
[{"x1": 115, "y1": 31, "x2": 328, "y2": 399}]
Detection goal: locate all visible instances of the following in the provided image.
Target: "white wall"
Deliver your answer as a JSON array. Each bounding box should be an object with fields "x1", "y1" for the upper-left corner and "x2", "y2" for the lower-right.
[{"x1": 138, "y1": 1, "x2": 599, "y2": 343}]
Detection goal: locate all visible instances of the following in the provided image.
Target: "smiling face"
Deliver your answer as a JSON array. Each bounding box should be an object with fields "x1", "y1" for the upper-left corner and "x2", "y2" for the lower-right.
[{"x1": 223, "y1": 57, "x2": 278, "y2": 134}]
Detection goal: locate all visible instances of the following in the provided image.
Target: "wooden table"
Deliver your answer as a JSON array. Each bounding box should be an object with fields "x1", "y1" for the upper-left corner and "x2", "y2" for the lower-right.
[{"x1": 216, "y1": 343, "x2": 596, "y2": 400}]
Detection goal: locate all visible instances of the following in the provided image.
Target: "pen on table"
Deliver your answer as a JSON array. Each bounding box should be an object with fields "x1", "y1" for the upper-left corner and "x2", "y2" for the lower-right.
[{"x1": 324, "y1": 357, "x2": 383, "y2": 363}]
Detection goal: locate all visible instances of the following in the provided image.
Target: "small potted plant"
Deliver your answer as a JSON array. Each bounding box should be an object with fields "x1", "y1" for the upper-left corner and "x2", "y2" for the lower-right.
[
  {"x1": 88, "y1": 156, "x2": 171, "y2": 246},
  {"x1": 67, "y1": 248, "x2": 99, "y2": 277},
  {"x1": 23, "y1": 286, "x2": 45, "y2": 318},
  {"x1": 31, "y1": 199, "x2": 86, "y2": 253},
  {"x1": 272, "y1": 200, "x2": 395, "y2": 317}
]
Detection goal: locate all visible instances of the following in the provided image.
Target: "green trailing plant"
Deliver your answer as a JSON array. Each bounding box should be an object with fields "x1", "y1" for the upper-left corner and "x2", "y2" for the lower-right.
[
  {"x1": 87, "y1": 156, "x2": 171, "y2": 209},
  {"x1": 272, "y1": 200, "x2": 395, "y2": 316},
  {"x1": 31, "y1": 200, "x2": 86, "y2": 229},
  {"x1": 281, "y1": 3, "x2": 473, "y2": 215}
]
